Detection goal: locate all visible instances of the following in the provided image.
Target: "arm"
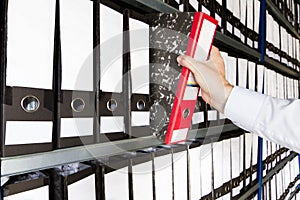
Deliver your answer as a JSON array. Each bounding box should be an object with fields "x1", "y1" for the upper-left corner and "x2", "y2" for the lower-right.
[{"x1": 177, "y1": 46, "x2": 300, "y2": 153}]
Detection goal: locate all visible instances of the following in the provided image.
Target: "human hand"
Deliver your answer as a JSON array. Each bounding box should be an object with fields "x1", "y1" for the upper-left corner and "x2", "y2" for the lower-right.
[{"x1": 177, "y1": 46, "x2": 233, "y2": 113}]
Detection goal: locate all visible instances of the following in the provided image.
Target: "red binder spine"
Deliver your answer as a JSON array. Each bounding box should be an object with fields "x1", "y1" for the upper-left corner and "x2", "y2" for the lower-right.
[{"x1": 165, "y1": 12, "x2": 218, "y2": 144}]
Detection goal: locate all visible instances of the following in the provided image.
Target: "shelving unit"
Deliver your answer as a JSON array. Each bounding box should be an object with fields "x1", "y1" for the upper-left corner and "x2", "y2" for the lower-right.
[{"x1": 1, "y1": 0, "x2": 300, "y2": 199}]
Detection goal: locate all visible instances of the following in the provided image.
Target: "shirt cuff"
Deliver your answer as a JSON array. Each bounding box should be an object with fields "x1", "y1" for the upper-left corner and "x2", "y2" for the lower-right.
[{"x1": 224, "y1": 86, "x2": 267, "y2": 132}]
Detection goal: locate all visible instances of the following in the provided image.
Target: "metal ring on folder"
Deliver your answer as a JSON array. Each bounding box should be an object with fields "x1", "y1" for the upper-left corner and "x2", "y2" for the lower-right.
[
  {"x1": 107, "y1": 99, "x2": 118, "y2": 112},
  {"x1": 136, "y1": 99, "x2": 146, "y2": 110},
  {"x1": 71, "y1": 98, "x2": 85, "y2": 113},
  {"x1": 21, "y1": 95, "x2": 40, "y2": 113}
]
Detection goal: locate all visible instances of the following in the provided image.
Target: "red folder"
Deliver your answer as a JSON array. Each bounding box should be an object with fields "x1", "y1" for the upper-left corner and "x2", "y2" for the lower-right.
[{"x1": 165, "y1": 12, "x2": 218, "y2": 144}]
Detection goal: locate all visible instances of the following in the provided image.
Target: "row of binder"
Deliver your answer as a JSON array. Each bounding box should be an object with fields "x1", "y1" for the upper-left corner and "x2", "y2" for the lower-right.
[
  {"x1": 272, "y1": 0, "x2": 298, "y2": 26},
  {"x1": 266, "y1": 10, "x2": 300, "y2": 69},
  {"x1": 3, "y1": 136, "x2": 299, "y2": 200},
  {"x1": 1, "y1": 0, "x2": 152, "y2": 156}
]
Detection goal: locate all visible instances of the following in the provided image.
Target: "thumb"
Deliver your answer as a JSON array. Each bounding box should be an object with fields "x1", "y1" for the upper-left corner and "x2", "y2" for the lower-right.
[{"x1": 177, "y1": 55, "x2": 199, "y2": 74}]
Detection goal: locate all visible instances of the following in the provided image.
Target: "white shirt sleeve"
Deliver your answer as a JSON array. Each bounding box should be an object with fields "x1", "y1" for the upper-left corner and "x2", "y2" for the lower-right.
[{"x1": 224, "y1": 86, "x2": 300, "y2": 153}]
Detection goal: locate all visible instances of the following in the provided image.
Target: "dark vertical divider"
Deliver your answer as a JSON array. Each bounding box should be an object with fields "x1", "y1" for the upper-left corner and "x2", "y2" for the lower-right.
[
  {"x1": 52, "y1": 0, "x2": 62, "y2": 150},
  {"x1": 93, "y1": 0, "x2": 101, "y2": 143},
  {"x1": 0, "y1": 0, "x2": 8, "y2": 197},
  {"x1": 123, "y1": 9, "x2": 132, "y2": 138},
  {"x1": 49, "y1": 169, "x2": 68, "y2": 200},
  {"x1": 95, "y1": 163, "x2": 106, "y2": 200}
]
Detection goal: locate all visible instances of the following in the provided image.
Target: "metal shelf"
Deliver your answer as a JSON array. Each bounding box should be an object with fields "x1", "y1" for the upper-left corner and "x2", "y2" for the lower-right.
[
  {"x1": 264, "y1": 56, "x2": 300, "y2": 79},
  {"x1": 1, "y1": 124, "x2": 239, "y2": 177},
  {"x1": 239, "y1": 152, "x2": 298, "y2": 199},
  {"x1": 266, "y1": 0, "x2": 300, "y2": 40}
]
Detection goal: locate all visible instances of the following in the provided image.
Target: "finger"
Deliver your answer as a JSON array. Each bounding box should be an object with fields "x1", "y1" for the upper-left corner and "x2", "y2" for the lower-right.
[{"x1": 177, "y1": 55, "x2": 199, "y2": 74}]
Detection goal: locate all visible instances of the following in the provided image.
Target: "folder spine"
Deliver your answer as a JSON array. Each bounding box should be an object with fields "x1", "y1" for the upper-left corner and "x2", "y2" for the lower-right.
[{"x1": 165, "y1": 12, "x2": 218, "y2": 144}]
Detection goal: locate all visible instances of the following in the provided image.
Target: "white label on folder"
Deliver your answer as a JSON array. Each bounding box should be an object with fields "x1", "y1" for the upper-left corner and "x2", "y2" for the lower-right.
[
  {"x1": 194, "y1": 19, "x2": 216, "y2": 62},
  {"x1": 5, "y1": 121, "x2": 52, "y2": 145},
  {"x1": 61, "y1": 0, "x2": 93, "y2": 91},
  {"x1": 60, "y1": 118, "x2": 93, "y2": 138},
  {"x1": 183, "y1": 86, "x2": 199, "y2": 100},
  {"x1": 6, "y1": 0, "x2": 55, "y2": 89},
  {"x1": 171, "y1": 128, "x2": 188, "y2": 143}
]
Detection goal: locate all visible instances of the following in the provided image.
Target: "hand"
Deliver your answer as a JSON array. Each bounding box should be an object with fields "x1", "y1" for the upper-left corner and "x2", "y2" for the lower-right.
[{"x1": 177, "y1": 46, "x2": 233, "y2": 113}]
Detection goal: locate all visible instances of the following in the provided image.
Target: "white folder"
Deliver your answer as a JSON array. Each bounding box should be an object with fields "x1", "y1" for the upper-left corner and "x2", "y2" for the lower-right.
[
  {"x1": 231, "y1": 137, "x2": 240, "y2": 196},
  {"x1": 233, "y1": 0, "x2": 241, "y2": 38},
  {"x1": 273, "y1": 21, "x2": 280, "y2": 61},
  {"x1": 100, "y1": 4, "x2": 124, "y2": 134},
  {"x1": 155, "y1": 153, "x2": 172, "y2": 200},
  {"x1": 189, "y1": 146, "x2": 201, "y2": 199},
  {"x1": 256, "y1": 64, "x2": 264, "y2": 94},
  {"x1": 219, "y1": 52, "x2": 229, "y2": 119},
  {"x1": 68, "y1": 174, "x2": 96, "y2": 200},
  {"x1": 244, "y1": 133, "x2": 252, "y2": 185},
  {"x1": 129, "y1": 18, "x2": 150, "y2": 127},
  {"x1": 132, "y1": 161, "x2": 153, "y2": 200},
  {"x1": 60, "y1": 0, "x2": 94, "y2": 139},
  {"x1": 173, "y1": 151, "x2": 188, "y2": 200},
  {"x1": 238, "y1": 58, "x2": 248, "y2": 88},
  {"x1": 222, "y1": 139, "x2": 231, "y2": 200},
  {"x1": 105, "y1": 167, "x2": 129, "y2": 200},
  {"x1": 246, "y1": 0, "x2": 254, "y2": 47},
  {"x1": 226, "y1": 0, "x2": 234, "y2": 33},
  {"x1": 190, "y1": 0, "x2": 199, "y2": 10},
  {"x1": 200, "y1": 144, "x2": 212, "y2": 197},
  {"x1": 248, "y1": 61, "x2": 256, "y2": 91},
  {"x1": 253, "y1": 0, "x2": 260, "y2": 48},
  {"x1": 266, "y1": 12, "x2": 272, "y2": 58},
  {"x1": 5, "y1": 0, "x2": 55, "y2": 145},
  {"x1": 226, "y1": 56, "x2": 237, "y2": 86},
  {"x1": 213, "y1": 141, "x2": 224, "y2": 190}
]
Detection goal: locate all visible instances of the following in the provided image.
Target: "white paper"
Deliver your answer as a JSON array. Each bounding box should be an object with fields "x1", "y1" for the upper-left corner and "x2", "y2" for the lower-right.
[
  {"x1": 68, "y1": 175, "x2": 96, "y2": 200},
  {"x1": 105, "y1": 167, "x2": 129, "y2": 200},
  {"x1": 6, "y1": 0, "x2": 55, "y2": 89},
  {"x1": 132, "y1": 161, "x2": 153, "y2": 200},
  {"x1": 227, "y1": 0, "x2": 234, "y2": 13},
  {"x1": 238, "y1": 58, "x2": 248, "y2": 88},
  {"x1": 5, "y1": 121, "x2": 52, "y2": 145},
  {"x1": 246, "y1": 0, "x2": 254, "y2": 30},
  {"x1": 222, "y1": 139, "x2": 231, "y2": 185},
  {"x1": 190, "y1": 0, "x2": 199, "y2": 10},
  {"x1": 254, "y1": 0, "x2": 260, "y2": 33},
  {"x1": 248, "y1": 62, "x2": 256, "y2": 91},
  {"x1": 231, "y1": 137, "x2": 240, "y2": 196},
  {"x1": 189, "y1": 147, "x2": 201, "y2": 199},
  {"x1": 174, "y1": 151, "x2": 187, "y2": 200},
  {"x1": 257, "y1": 65, "x2": 264, "y2": 93},
  {"x1": 60, "y1": 0, "x2": 93, "y2": 91},
  {"x1": 60, "y1": 118, "x2": 93, "y2": 138},
  {"x1": 200, "y1": 144, "x2": 212, "y2": 196},
  {"x1": 208, "y1": 110, "x2": 217, "y2": 121},
  {"x1": 100, "y1": 116, "x2": 124, "y2": 133},
  {"x1": 244, "y1": 133, "x2": 252, "y2": 185},
  {"x1": 100, "y1": 4, "x2": 123, "y2": 92},
  {"x1": 129, "y1": 18, "x2": 149, "y2": 94},
  {"x1": 155, "y1": 154, "x2": 172, "y2": 200},
  {"x1": 226, "y1": 56, "x2": 237, "y2": 86},
  {"x1": 192, "y1": 112, "x2": 204, "y2": 124},
  {"x1": 132, "y1": 112, "x2": 150, "y2": 126},
  {"x1": 240, "y1": 0, "x2": 247, "y2": 25},
  {"x1": 213, "y1": 142, "x2": 223, "y2": 189}
]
